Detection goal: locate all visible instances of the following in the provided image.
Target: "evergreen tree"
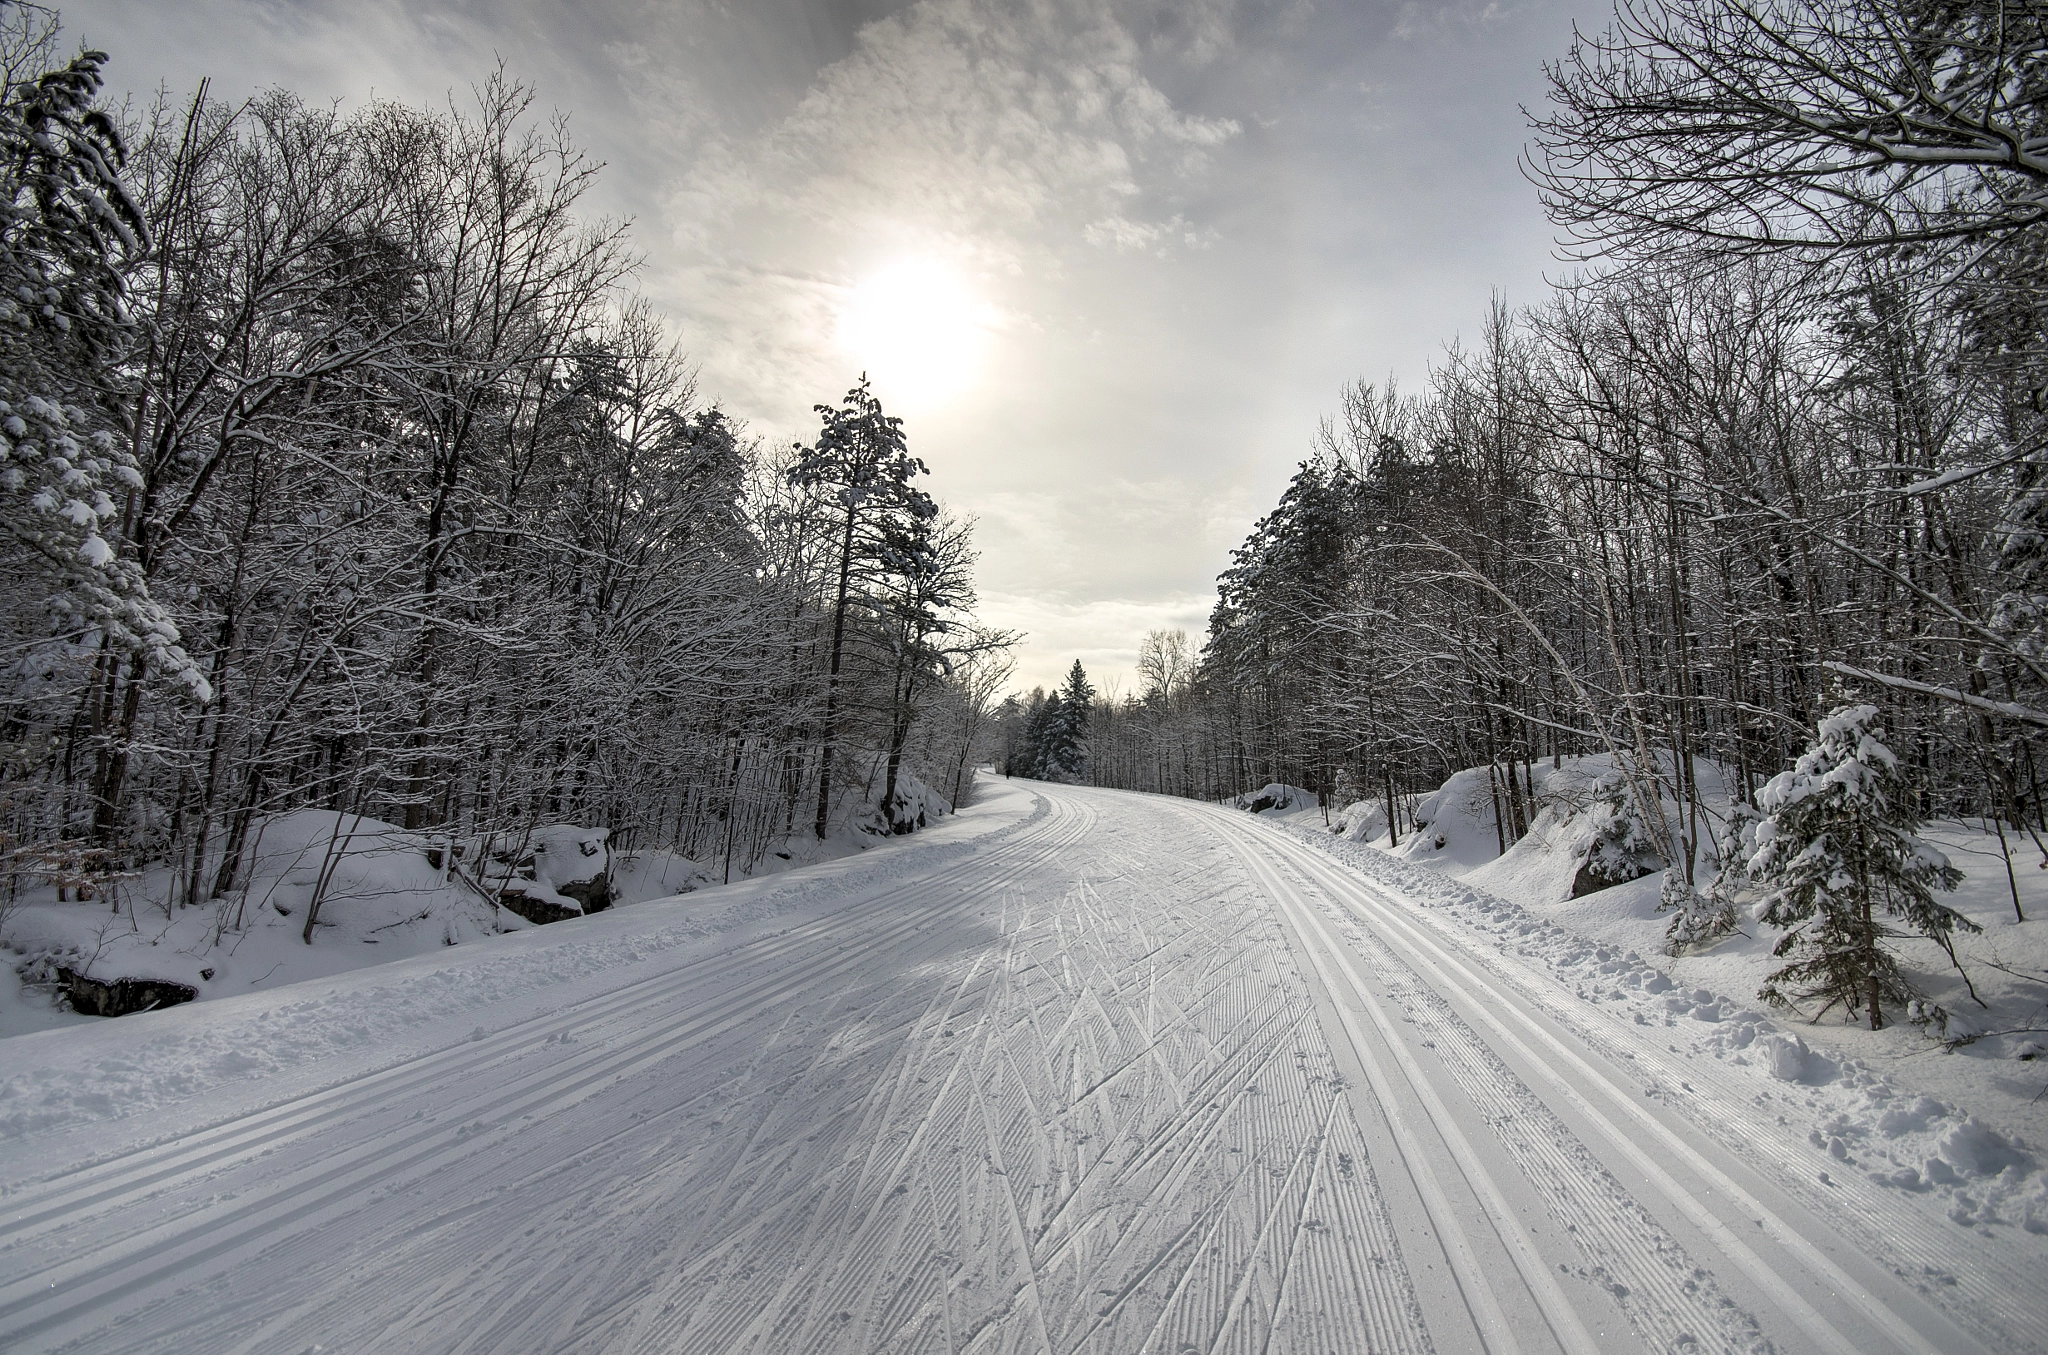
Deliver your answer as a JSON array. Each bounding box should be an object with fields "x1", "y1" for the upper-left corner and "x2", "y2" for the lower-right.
[
  {"x1": 0, "y1": 39, "x2": 206, "y2": 717},
  {"x1": 1059, "y1": 660, "x2": 1095, "y2": 715},
  {"x1": 1033, "y1": 661, "x2": 1094, "y2": 782},
  {"x1": 787, "y1": 379, "x2": 936, "y2": 837},
  {"x1": 1020, "y1": 689, "x2": 1059, "y2": 779},
  {"x1": 1750, "y1": 705, "x2": 1972, "y2": 1030}
]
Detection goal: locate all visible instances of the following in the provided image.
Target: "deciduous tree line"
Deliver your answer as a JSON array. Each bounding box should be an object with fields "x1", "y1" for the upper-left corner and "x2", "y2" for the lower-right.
[
  {"x1": 1070, "y1": 0, "x2": 2044, "y2": 1023},
  {"x1": 0, "y1": 20, "x2": 1011, "y2": 896}
]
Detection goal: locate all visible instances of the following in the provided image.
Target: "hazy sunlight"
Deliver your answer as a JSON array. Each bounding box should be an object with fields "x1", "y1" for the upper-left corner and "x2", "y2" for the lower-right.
[{"x1": 836, "y1": 259, "x2": 983, "y2": 404}]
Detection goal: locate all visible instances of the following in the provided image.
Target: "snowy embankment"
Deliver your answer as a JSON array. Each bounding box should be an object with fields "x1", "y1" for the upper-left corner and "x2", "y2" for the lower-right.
[
  {"x1": 0, "y1": 780, "x2": 1032, "y2": 1158},
  {"x1": 0, "y1": 775, "x2": 2036, "y2": 1353},
  {"x1": 1246, "y1": 762, "x2": 2048, "y2": 1235},
  {"x1": 1, "y1": 767, "x2": 955, "y2": 1038}
]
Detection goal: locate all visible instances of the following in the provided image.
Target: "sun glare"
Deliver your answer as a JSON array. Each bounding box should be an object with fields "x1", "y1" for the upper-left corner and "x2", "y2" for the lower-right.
[{"x1": 837, "y1": 260, "x2": 983, "y2": 404}]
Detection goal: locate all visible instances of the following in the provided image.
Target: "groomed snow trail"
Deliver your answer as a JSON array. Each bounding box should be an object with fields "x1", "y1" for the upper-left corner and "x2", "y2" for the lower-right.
[{"x1": 0, "y1": 780, "x2": 2020, "y2": 1354}]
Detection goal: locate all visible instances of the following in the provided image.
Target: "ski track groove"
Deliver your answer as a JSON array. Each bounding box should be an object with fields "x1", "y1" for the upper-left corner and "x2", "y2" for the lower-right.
[
  {"x1": 1257, "y1": 829, "x2": 1771, "y2": 1355},
  {"x1": 25, "y1": 779, "x2": 1977, "y2": 1355},
  {"x1": 0, "y1": 798, "x2": 1099, "y2": 1350},
  {"x1": 1208, "y1": 801, "x2": 2022, "y2": 1355},
  {"x1": 1315, "y1": 845, "x2": 2009, "y2": 1355}
]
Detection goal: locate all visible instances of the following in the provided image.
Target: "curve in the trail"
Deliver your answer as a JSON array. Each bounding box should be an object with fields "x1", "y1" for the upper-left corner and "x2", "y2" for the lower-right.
[{"x1": 4, "y1": 779, "x2": 2018, "y2": 1355}]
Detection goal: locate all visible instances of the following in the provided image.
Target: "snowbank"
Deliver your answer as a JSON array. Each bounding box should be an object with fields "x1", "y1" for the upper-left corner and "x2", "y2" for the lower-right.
[
  {"x1": 3, "y1": 761, "x2": 964, "y2": 1028},
  {"x1": 611, "y1": 848, "x2": 713, "y2": 904},
  {"x1": 1394, "y1": 766, "x2": 1501, "y2": 871},
  {"x1": 1330, "y1": 798, "x2": 1388, "y2": 842},
  {"x1": 1277, "y1": 813, "x2": 2048, "y2": 1247},
  {"x1": 3, "y1": 810, "x2": 515, "y2": 1028},
  {"x1": 1291, "y1": 755, "x2": 2048, "y2": 1192}
]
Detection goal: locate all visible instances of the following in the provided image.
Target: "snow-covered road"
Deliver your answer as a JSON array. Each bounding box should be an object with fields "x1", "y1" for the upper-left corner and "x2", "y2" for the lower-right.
[{"x1": 0, "y1": 779, "x2": 2035, "y2": 1353}]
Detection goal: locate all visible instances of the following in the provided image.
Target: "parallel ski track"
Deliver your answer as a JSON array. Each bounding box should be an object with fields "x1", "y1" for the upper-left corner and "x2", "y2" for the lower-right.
[
  {"x1": 1295, "y1": 834, "x2": 2041, "y2": 1355},
  {"x1": 20, "y1": 780, "x2": 1923, "y2": 1355},
  {"x1": 1200, "y1": 801, "x2": 1997, "y2": 1355},
  {"x1": 0, "y1": 793, "x2": 1098, "y2": 1351},
  {"x1": 602, "y1": 789, "x2": 1431, "y2": 1355}
]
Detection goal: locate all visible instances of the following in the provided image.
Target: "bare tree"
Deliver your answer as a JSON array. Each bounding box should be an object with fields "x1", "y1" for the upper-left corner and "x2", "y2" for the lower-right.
[{"x1": 1528, "y1": 0, "x2": 2048, "y2": 262}]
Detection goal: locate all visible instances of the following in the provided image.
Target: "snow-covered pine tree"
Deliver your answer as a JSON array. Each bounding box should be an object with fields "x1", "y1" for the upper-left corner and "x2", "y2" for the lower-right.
[
  {"x1": 1750, "y1": 704, "x2": 1972, "y2": 1030},
  {"x1": 1036, "y1": 661, "x2": 1093, "y2": 782},
  {"x1": 1020, "y1": 690, "x2": 1058, "y2": 779},
  {"x1": 788, "y1": 379, "x2": 937, "y2": 837},
  {"x1": 0, "y1": 39, "x2": 205, "y2": 693}
]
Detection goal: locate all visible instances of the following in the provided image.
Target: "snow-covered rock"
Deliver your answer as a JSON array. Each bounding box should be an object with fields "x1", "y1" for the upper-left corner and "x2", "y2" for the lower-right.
[
  {"x1": 1229, "y1": 783, "x2": 1318, "y2": 816},
  {"x1": 1331, "y1": 798, "x2": 1388, "y2": 842},
  {"x1": 489, "y1": 825, "x2": 613, "y2": 924}
]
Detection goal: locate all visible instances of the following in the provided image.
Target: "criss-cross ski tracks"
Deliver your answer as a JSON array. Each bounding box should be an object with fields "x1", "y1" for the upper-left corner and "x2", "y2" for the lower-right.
[{"x1": 0, "y1": 781, "x2": 2029, "y2": 1354}]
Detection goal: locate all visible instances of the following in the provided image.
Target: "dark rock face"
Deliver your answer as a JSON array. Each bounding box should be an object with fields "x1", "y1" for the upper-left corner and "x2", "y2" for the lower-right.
[
  {"x1": 1570, "y1": 857, "x2": 1656, "y2": 898},
  {"x1": 557, "y1": 873, "x2": 611, "y2": 913},
  {"x1": 58, "y1": 968, "x2": 198, "y2": 1017},
  {"x1": 496, "y1": 887, "x2": 583, "y2": 926}
]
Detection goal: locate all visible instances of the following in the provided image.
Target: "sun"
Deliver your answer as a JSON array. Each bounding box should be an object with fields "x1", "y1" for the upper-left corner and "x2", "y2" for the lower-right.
[{"x1": 837, "y1": 260, "x2": 983, "y2": 405}]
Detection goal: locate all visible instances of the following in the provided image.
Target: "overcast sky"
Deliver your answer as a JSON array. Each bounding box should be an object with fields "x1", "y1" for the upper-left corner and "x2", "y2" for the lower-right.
[{"x1": 62, "y1": 0, "x2": 1594, "y2": 693}]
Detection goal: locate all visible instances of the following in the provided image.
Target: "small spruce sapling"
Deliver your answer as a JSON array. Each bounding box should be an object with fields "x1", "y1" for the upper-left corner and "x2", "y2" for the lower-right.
[
  {"x1": 1661, "y1": 874, "x2": 1739, "y2": 954},
  {"x1": 1749, "y1": 705, "x2": 1971, "y2": 1030},
  {"x1": 1663, "y1": 803, "x2": 1757, "y2": 953},
  {"x1": 1583, "y1": 771, "x2": 1658, "y2": 886}
]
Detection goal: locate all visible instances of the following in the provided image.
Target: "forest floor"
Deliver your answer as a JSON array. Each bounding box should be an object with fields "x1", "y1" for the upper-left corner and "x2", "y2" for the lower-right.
[{"x1": 0, "y1": 777, "x2": 2041, "y2": 1354}]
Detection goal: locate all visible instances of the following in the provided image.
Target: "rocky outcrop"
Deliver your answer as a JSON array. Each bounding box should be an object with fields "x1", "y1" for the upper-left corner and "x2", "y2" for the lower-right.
[
  {"x1": 58, "y1": 968, "x2": 198, "y2": 1017},
  {"x1": 495, "y1": 886, "x2": 583, "y2": 926},
  {"x1": 1570, "y1": 856, "x2": 1656, "y2": 898},
  {"x1": 487, "y1": 824, "x2": 613, "y2": 924},
  {"x1": 557, "y1": 873, "x2": 611, "y2": 913}
]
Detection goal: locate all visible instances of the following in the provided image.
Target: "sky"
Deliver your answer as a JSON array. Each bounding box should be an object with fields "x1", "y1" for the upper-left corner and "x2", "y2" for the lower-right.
[{"x1": 61, "y1": 0, "x2": 1595, "y2": 694}]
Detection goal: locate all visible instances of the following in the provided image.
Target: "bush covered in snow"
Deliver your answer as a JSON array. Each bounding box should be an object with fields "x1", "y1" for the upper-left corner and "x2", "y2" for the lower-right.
[{"x1": 1750, "y1": 705, "x2": 1971, "y2": 1031}]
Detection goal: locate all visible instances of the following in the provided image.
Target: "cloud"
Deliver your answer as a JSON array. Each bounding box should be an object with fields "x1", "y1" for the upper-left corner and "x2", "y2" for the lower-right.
[
  {"x1": 674, "y1": 0, "x2": 1240, "y2": 262},
  {"x1": 659, "y1": 0, "x2": 1247, "y2": 434},
  {"x1": 976, "y1": 589, "x2": 1214, "y2": 692},
  {"x1": 1393, "y1": 0, "x2": 1513, "y2": 42},
  {"x1": 1082, "y1": 212, "x2": 1215, "y2": 254}
]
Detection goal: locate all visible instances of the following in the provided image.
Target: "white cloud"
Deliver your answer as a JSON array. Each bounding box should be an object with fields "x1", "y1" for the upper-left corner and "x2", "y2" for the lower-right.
[
  {"x1": 1394, "y1": 0, "x2": 1513, "y2": 42},
  {"x1": 977, "y1": 589, "x2": 1214, "y2": 693},
  {"x1": 1083, "y1": 212, "x2": 1215, "y2": 254}
]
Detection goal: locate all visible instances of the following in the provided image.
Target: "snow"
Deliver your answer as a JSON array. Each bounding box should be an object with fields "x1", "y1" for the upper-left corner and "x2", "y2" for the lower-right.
[
  {"x1": 609, "y1": 847, "x2": 713, "y2": 903},
  {"x1": 1330, "y1": 797, "x2": 1388, "y2": 841},
  {"x1": 1277, "y1": 798, "x2": 2048, "y2": 1300},
  {"x1": 3, "y1": 767, "x2": 960, "y2": 1026},
  {"x1": 0, "y1": 783, "x2": 1035, "y2": 1152},
  {"x1": 1313, "y1": 756, "x2": 2048, "y2": 1143},
  {"x1": 1399, "y1": 765, "x2": 1515, "y2": 870},
  {"x1": 0, "y1": 776, "x2": 2039, "y2": 1353}
]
